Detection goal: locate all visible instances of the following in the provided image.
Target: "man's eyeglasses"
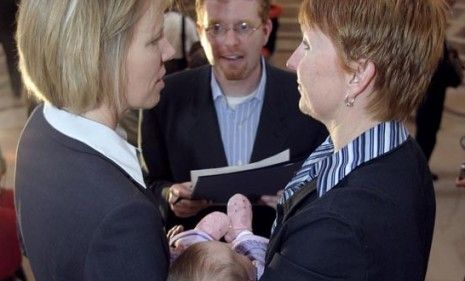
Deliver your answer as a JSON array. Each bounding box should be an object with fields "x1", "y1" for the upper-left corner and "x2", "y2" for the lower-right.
[{"x1": 203, "y1": 22, "x2": 262, "y2": 37}]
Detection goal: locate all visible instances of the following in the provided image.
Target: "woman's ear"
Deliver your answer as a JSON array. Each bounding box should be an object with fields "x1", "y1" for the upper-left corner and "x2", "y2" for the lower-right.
[{"x1": 348, "y1": 59, "x2": 376, "y2": 97}]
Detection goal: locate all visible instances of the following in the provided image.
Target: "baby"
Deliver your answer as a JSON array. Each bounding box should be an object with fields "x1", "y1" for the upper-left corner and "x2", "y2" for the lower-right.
[{"x1": 167, "y1": 194, "x2": 268, "y2": 281}]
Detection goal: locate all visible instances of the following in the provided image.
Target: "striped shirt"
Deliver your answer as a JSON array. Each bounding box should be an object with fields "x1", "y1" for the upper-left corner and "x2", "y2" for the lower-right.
[
  {"x1": 211, "y1": 60, "x2": 267, "y2": 166},
  {"x1": 272, "y1": 121, "x2": 409, "y2": 234},
  {"x1": 282, "y1": 120, "x2": 409, "y2": 201}
]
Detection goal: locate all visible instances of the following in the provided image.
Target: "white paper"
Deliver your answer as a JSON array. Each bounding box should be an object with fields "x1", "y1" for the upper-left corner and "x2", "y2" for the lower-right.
[{"x1": 190, "y1": 149, "x2": 290, "y2": 187}]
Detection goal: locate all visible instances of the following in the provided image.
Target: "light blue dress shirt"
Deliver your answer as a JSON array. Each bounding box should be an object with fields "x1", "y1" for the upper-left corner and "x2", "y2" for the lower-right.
[{"x1": 211, "y1": 59, "x2": 267, "y2": 166}]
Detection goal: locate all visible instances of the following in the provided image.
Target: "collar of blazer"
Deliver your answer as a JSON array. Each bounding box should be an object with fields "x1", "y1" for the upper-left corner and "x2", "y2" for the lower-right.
[{"x1": 265, "y1": 180, "x2": 318, "y2": 264}]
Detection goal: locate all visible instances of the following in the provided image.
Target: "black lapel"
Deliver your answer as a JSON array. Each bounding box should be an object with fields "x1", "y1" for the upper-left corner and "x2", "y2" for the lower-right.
[
  {"x1": 118, "y1": 169, "x2": 170, "y2": 257},
  {"x1": 265, "y1": 180, "x2": 318, "y2": 264},
  {"x1": 250, "y1": 64, "x2": 291, "y2": 162},
  {"x1": 185, "y1": 67, "x2": 228, "y2": 168},
  {"x1": 283, "y1": 180, "x2": 318, "y2": 221}
]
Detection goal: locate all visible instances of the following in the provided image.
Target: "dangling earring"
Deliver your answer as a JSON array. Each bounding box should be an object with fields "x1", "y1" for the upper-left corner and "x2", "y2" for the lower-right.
[{"x1": 344, "y1": 94, "x2": 355, "y2": 107}]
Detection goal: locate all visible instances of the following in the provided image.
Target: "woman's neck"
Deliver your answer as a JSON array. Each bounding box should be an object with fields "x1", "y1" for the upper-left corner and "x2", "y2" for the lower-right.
[
  {"x1": 327, "y1": 113, "x2": 379, "y2": 152},
  {"x1": 82, "y1": 103, "x2": 119, "y2": 130}
]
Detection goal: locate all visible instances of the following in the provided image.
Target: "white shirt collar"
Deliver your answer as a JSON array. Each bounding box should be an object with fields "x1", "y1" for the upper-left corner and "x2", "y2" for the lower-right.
[{"x1": 43, "y1": 103, "x2": 146, "y2": 189}]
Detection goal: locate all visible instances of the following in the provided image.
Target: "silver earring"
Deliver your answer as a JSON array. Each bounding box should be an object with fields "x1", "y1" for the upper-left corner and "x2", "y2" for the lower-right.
[{"x1": 344, "y1": 94, "x2": 355, "y2": 107}]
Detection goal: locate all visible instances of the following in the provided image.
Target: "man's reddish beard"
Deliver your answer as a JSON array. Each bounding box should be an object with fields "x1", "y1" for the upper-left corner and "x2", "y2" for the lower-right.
[{"x1": 217, "y1": 59, "x2": 247, "y2": 80}]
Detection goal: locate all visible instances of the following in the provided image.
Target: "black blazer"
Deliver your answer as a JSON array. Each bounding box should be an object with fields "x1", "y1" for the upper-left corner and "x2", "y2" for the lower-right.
[
  {"x1": 260, "y1": 138, "x2": 435, "y2": 281},
  {"x1": 141, "y1": 64, "x2": 327, "y2": 236},
  {"x1": 15, "y1": 107, "x2": 169, "y2": 281}
]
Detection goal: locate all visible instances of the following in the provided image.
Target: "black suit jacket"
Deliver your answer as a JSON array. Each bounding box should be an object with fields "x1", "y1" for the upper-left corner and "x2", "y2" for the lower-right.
[
  {"x1": 15, "y1": 107, "x2": 169, "y2": 281},
  {"x1": 141, "y1": 64, "x2": 327, "y2": 236},
  {"x1": 261, "y1": 138, "x2": 435, "y2": 281}
]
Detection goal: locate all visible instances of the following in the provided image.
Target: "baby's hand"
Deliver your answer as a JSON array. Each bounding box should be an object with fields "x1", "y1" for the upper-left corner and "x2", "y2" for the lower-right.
[{"x1": 167, "y1": 225, "x2": 184, "y2": 240}]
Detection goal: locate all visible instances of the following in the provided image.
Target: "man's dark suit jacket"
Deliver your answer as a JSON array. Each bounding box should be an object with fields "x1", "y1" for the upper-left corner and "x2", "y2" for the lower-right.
[
  {"x1": 15, "y1": 107, "x2": 169, "y2": 281},
  {"x1": 141, "y1": 64, "x2": 327, "y2": 236},
  {"x1": 260, "y1": 138, "x2": 435, "y2": 280}
]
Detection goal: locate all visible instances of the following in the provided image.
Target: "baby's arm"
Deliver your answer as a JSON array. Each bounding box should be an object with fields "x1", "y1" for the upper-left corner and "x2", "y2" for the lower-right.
[{"x1": 231, "y1": 231, "x2": 269, "y2": 279}]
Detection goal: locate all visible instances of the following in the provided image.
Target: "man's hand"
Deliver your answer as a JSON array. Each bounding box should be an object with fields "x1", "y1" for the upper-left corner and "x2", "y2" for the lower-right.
[
  {"x1": 258, "y1": 190, "x2": 283, "y2": 210},
  {"x1": 168, "y1": 182, "x2": 210, "y2": 218}
]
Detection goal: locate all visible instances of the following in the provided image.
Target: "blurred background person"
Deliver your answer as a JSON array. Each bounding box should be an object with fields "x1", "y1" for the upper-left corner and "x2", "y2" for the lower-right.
[
  {"x1": 262, "y1": 3, "x2": 282, "y2": 59},
  {"x1": 186, "y1": 41, "x2": 209, "y2": 69},
  {"x1": 457, "y1": 136, "x2": 465, "y2": 188},
  {"x1": 0, "y1": 0, "x2": 22, "y2": 99},
  {"x1": 14, "y1": 0, "x2": 174, "y2": 280},
  {"x1": 415, "y1": 42, "x2": 463, "y2": 181},
  {"x1": 164, "y1": 8, "x2": 200, "y2": 75}
]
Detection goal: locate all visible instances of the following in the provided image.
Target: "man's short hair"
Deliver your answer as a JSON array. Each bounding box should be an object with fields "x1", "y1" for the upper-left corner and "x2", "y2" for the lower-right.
[{"x1": 195, "y1": 0, "x2": 271, "y2": 24}]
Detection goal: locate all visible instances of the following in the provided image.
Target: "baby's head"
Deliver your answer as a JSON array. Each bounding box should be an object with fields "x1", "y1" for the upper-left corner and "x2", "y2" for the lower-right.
[{"x1": 168, "y1": 241, "x2": 256, "y2": 281}]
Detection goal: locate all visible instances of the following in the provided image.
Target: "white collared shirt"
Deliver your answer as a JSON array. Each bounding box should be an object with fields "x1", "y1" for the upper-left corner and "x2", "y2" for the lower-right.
[{"x1": 43, "y1": 104, "x2": 146, "y2": 188}]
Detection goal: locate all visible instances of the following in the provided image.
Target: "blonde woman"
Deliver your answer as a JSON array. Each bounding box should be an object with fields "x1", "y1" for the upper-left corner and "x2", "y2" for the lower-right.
[{"x1": 15, "y1": 0, "x2": 174, "y2": 280}]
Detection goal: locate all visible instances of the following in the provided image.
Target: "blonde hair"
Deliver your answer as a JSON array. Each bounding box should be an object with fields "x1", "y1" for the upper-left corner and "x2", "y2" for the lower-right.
[
  {"x1": 168, "y1": 242, "x2": 251, "y2": 281},
  {"x1": 196, "y1": 0, "x2": 270, "y2": 24},
  {"x1": 299, "y1": 0, "x2": 448, "y2": 121},
  {"x1": 16, "y1": 0, "x2": 169, "y2": 114}
]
